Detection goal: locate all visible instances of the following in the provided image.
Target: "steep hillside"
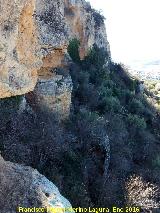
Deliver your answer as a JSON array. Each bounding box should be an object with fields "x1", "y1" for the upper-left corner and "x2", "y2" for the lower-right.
[{"x1": 67, "y1": 42, "x2": 160, "y2": 209}]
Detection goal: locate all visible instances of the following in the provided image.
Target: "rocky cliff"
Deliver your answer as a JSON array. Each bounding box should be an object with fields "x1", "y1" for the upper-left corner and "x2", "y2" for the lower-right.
[
  {"x1": 0, "y1": 0, "x2": 40, "y2": 98},
  {"x1": 0, "y1": 0, "x2": 111, "y2": 209},
  {"x1": 0, "y1": 0, "x2": 110, "y2": 117},
  {"x1": 0, "y1": 155, "x2": 72, "y2": 213}
]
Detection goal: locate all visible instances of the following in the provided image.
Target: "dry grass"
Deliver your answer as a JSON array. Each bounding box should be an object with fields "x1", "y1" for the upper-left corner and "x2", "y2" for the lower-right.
[{"x1": 125, "y1": 175, "x2": 160, "y2": 210}]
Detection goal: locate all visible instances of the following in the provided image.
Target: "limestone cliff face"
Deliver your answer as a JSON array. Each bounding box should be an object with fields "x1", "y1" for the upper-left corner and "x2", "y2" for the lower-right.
[
  {"x1": 0, "y1": 0, "x2": 110, "y2": 116},
  {"x1": 0, "y1": 155, "x2": 72, "y2": 213},
  {"x1": 32, "y1": 0, "x2": 110, "y2": 117},
  {"x1": 0, "y1": 0, "x2": 41, "y2": 98},
  {"x1": 35, "y1": 0, "x2": 110, "y2": 63}
]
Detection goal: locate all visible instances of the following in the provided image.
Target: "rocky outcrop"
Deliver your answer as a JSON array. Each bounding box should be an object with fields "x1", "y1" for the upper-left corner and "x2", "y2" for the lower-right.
[
  {"x1": 0, "y1": 155, "x2": 72, "y2": 213},
  {"x1": 0, "y1": 0, "x2": 110, "y2": 117},
  {"x1": 0, "y1": 0, "x2": 41, "y2": 98},
  {"x1": 27, "y1": 73, "x2": 72, "y2": 119},
  {"x1": 32, "y1": 0, "x2": 110, "y2": 117},
  {"x1": 35, "y1": 0, "x2": 110, "y2": 62}
]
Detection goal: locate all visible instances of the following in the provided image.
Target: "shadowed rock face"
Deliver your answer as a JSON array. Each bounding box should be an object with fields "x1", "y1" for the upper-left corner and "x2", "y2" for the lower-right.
[
  {"x1": 27, "y1": 74, "x2": 73, "y2": 119},
  {"x1": 0, "y1": 155, "x2": 72, "y2": 213}
]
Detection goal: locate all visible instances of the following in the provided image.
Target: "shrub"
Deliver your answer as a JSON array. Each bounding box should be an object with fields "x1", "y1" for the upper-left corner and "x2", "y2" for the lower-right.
[
  {"x1": 105, "y1": 113, "x2": 128, "y2": 145},
  {"x1": 127, "y1": 114, "x2": 147, "y2": 130},
  {"x1": 67, "y1": 38, "x2": 81, "y2": 63},
  {"x1": 152, "y1": 155, "x2": 160, "y2": 168},
  {"x1": 83, "y1": 44, "x2": 108, "y2": 69},
  {"x1": 98, "y1": 85, "x2": 113, "y2": 97},
  {"x1": 91, "y1": 9, "x2": 105, "y2": 26},
  {"x1": 0, "y1": 95, "x2": 23, "y2": 109},
  {"x1": 114, "y1": 89, "x2": 133, "y2": 105},
  {"x1": 72, "y1": 108, "x2": 107, "y2": 142},
  {"x1": 109, "y1": 63, "x2": 135, "y2": 90},
  {"x1": 75, "y1": 108, "x2": 100, "y2": 124},
  {"x1": 128, "y1": 98, "x2": 145, "y2": 115},
  {"x1": 99, "y1": 96, "x2": 122, "y2": 113},
  {"x1": 0, "y1": 95, "x2": 23, "y2": 128}
]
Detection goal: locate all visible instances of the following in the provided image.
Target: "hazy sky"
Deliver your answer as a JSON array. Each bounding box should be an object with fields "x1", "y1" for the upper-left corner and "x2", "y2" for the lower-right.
[{"x1": 88, "y1": 0, "x2": 160, "y2": 65}]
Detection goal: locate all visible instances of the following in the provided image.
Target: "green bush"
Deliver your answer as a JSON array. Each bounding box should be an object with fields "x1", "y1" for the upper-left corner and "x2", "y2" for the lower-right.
[
  {"x1": 129, "y1": 79, "x2": 137, "y2": 92},
  {"x1": 98, "y1": 85, "x2": 113, "y2": 97},
  {"x1": 114, "y1": 89, "x2": 133, "y2": 105},
  {"x1": 127, "y1": 114, "x2": 147, "y2": 130},
  {"x1": 99, "y1": 96, "x2": 122, "y2": 113},
  {"x1": 75, "y1": 108, "x2": 100, "y2": 123},
  {"x1": 152, "y1": 155, "x2": 160, "y2": 168},
  {"x1": 67, "y1": 38, "x2": 81, "y2": 63},
  {"x1": 128, "y1": 98, "x2": 145, "y2": 115},
  {"x1": 83, "y1": 44, "x2": 108, "y2": 69},
  {"x1": 0, "y1": 95, "x2": 23, "y2": 127},
  {"x1": 102, "y1": 79, "x2": 114, "y2": 89},
  {"x1": 0, "y1": 95, "x2": 22, "y2": 108}
]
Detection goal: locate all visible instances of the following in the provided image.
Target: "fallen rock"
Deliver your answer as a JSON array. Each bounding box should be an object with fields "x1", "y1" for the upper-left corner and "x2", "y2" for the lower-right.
[{"x1": 0, "y1": 155, "x2": 72, "y2": 213}]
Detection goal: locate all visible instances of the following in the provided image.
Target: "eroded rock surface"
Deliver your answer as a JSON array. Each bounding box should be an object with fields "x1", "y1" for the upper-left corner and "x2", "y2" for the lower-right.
[
  {"x1": 0, "y1": 0, "x2": 41, "y2": 98},
  {"x1": 0, "y1": 155, "x2": 72, "y2": 213},
  {"x1": 35, "y1": 0, "x2": 110, "y2": 62},
  {"x1": 27, "y1": 73, "x2": 72, "y2": 119},
  {"x1": 0, "y1": 0, "x2": 110, "y2": 117}
]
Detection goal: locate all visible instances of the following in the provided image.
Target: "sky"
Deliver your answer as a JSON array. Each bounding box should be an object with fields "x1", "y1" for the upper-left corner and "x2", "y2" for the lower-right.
[{"x1": 88, "y1": 0, "x2": 160, "y2": 67}]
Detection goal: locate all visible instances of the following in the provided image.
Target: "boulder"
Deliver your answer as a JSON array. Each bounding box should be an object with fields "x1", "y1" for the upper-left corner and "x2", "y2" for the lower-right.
[{"x1": 0, "y1": 155, "x2": 72, "y2": 213}]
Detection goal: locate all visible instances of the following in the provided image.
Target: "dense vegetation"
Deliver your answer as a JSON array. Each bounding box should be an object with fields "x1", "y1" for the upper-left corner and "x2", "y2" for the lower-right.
[
  {"x1": 0, "y1": 40, "x2": 159, "y2": 211},
  {"x1": 67, "y1": 39, "x2": 160, "y2": 208}
]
